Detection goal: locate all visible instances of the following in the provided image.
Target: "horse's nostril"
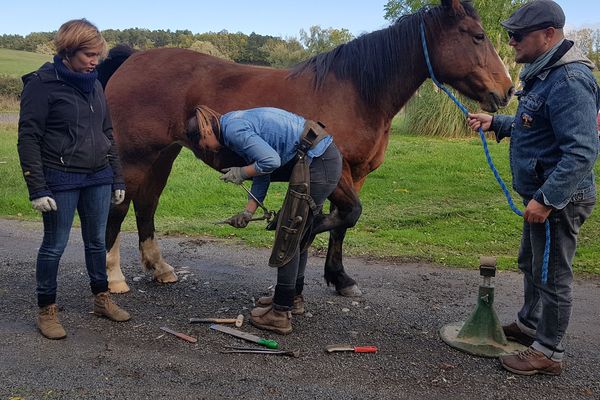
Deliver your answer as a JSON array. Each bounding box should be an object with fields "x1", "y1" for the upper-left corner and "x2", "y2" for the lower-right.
[{"x1": 508, "y1": 86, "x2": 515, "y2": 98}]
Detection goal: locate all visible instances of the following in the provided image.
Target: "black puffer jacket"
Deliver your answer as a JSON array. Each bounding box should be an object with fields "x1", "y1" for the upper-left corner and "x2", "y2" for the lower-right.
[{"x1": 17, "y1": 62, "x2": 124, "y2": 197}]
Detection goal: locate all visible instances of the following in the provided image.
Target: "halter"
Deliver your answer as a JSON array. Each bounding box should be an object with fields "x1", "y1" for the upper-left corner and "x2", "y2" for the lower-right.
[{"x1": 418, "y1": 15, "x2": 551, "y2": 284}]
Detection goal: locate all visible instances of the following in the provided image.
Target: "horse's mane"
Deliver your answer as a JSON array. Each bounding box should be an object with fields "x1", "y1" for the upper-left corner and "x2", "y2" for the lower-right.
[
  {"x1": 98, "y1": 44, "x2": 136, "y2": 89},
  {"x1": 289, "y1": 1, "x2": 479, "y2": 108}
]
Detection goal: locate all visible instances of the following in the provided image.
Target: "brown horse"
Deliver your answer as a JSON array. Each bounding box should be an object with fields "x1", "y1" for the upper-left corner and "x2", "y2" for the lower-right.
[{"x1": 101, "y1": 0, "x2": 513, "y2": 295}]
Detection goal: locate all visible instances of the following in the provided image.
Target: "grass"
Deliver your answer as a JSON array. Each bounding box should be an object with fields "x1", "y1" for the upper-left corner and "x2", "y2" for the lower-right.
[
  {"x1": 0, "y1": 48, "x2": 51, "y2": 78},
  {"x1": 2, "y1": 119, "x2": 600, "y2": 274}
]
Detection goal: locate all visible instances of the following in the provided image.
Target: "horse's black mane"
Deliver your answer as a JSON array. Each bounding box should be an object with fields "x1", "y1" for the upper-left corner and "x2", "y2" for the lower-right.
[
  {"x1": 97, "y1": 44, "x2": 136, "y2": 88},
  {"x1": 289, "y1": 1, "x2": 479, "y2": 108}
]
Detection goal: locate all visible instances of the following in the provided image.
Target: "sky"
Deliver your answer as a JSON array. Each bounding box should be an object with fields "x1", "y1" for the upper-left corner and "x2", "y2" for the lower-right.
[{"x1": 1, "y1": 1, "x2": 599, "y2": 39}]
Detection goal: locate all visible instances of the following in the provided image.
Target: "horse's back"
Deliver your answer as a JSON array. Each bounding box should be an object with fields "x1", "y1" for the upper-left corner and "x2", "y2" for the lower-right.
[{"x1": 106, "y1": 47, "x2": 387, "y2": 175}]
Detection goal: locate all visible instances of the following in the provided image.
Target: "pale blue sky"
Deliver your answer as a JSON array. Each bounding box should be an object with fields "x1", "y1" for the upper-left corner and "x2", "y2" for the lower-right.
[{"x1": 1, "y1": 1, "x2": 598, "y2": 38}]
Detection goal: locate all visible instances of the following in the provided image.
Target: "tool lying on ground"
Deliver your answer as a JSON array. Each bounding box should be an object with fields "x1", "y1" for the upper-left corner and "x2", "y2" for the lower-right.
[
  {"x1": 214, "y1": 183, "x2": 275, "y2": 225},
  {"x1": 325, "y1": 344, "x2": 378, "y2": 353},
  {"x1": 189, "y1": 314, "x2": 244, "y2": 327},
  {"x1": 160, "y1": 326, "x2": 198, "y2": 343},
  {"x1": 221, "y1": 345, "x2": 300, "y2": 358},
  {"x1": 210, "y1": 324, "x2": 278, "y2": 349}
]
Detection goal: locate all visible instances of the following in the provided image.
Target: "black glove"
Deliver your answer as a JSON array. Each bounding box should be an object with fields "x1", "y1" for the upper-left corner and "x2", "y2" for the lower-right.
[{"x1": 228, "y1": 211, "x2": 253, "y2": 228}]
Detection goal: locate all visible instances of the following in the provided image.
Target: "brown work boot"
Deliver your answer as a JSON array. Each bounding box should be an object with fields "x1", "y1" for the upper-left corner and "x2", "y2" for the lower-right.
[
  {"x1": 250, "y1": 306, "x2": 292, "y2": 335},
  {"x1": 37, "y1": 304, "x2": 67, "y2": 340},
  {"x1": 503, "y1": 322, "x2": 535, "y2": 347},
  {"x1": 256, "y1": 294, "x2": 305, "y2": 315},
  {"x1": 500, "y1": 347, "x2": 563, "y2": 376},
  {"x1": 93, "y1": 291, "x2": 131, "y2": 322}
]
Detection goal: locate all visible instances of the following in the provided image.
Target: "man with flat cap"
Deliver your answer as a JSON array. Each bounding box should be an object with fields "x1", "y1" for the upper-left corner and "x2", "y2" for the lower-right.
[{"x1": 468, "y1": 0, "x2": 600, "y2": 376}]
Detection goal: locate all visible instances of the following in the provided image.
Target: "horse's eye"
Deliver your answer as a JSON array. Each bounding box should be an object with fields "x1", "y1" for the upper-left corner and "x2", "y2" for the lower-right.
[{"x1": 473, "y1": 34, "x2": 485, "y2": 43}]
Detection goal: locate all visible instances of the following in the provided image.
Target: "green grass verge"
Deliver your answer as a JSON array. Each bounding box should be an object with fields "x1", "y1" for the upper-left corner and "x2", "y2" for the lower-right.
[
  {"x1": 2, "y1": 120, "x2": 600, "y2": 274},
  {"x1": 0, "y1": 48, "x2": 51, "y2": 77}
]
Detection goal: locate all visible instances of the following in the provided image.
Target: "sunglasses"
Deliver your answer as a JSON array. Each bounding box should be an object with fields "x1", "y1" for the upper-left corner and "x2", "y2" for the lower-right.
[{"x1": 507, "y1": 30, "x2": 530, "y2": 42}]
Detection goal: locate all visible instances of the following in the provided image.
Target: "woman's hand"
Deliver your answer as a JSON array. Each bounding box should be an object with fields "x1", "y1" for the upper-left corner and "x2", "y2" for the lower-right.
[
  {"x1": 228, "y1": 210, "x2": 254, "y2": 228},
  {"x1": 220, "y1": 167, "x2": 247, "y2": 184},
  {"x1": 31, "y1": 196, "x2": 57, "y2": 212},
  {"x1": 112, "y1": 189, "x2": 125, "y2": 205}
]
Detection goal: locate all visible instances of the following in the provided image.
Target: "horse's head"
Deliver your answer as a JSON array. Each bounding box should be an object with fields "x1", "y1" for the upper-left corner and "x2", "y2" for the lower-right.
[{"x1": 424, "y1": 0, "x2": 514, "y2": 112}]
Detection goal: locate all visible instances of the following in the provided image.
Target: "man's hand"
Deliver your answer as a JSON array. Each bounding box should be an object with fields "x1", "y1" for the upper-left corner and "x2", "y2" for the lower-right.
[
  {"x1": 112, "y1": 189, "x2": 125, "y2": 205},
  {"x1": 467, "y1": 113, "x2": 493, "y2": 132},
  {"x1": 228, "y1": 210, "x2": 253, "y2": 228},
  {"x1": 524, "y1": 199, "x2": 552, "y2": 224},
  {"x1": 31, "y1": 196, "x2": 57, "y2": 213},
  {"x1": 220, "y1": 167, "x2": 246, "y2": 185}
]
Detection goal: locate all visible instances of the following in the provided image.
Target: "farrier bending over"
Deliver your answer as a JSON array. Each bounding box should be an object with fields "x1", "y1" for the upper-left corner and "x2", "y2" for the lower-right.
[{"x1": 196, "y1": 106, "x2": 342, "y2": 334}]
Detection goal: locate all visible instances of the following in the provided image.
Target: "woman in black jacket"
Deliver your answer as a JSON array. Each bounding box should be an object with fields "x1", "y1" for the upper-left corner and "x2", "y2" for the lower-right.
[{"x1": 17, "y1": 19, "x2": 130, "y2": 339}]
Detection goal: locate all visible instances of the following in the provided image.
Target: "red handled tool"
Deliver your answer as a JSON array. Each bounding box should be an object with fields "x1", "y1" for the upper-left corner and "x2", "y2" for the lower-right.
[{"x1": 325, "y1": 344, "x2": 378, "y2": 353}]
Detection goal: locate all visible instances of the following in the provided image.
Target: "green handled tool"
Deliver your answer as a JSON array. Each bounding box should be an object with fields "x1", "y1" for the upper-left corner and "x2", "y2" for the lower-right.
[{"x1": 210, "y1": 324, "x2": 278, "y2": 349}]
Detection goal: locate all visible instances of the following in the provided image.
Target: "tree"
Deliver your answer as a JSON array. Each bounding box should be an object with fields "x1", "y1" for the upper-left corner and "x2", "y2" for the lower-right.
[
  {"x1": 261, "y1": 38, "x2": 308, "y2": 68},
  {"x1": 299, "y1": 25, "x2": 354, "y2": 56},
  {"x1": 189, "y1": 40, "x2": 231, "y2": 60}
]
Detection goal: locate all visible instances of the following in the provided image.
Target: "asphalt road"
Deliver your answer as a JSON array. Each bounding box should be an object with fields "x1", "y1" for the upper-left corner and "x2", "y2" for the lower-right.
[{"x1": 1, "y1": 218, "x2": 599, "y2": 399}]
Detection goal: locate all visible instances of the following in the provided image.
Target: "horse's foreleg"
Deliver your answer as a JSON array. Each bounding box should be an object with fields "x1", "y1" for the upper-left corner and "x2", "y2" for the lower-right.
[
  {"x1": 312, "y1": 169, "x2": 363, "y2": 296},
  {"x1": 134, "y1": 144, "x2": 182, "y2": 283},
  {"x1": 106, "y1": 199, "x2": 131, "y2": 293}
]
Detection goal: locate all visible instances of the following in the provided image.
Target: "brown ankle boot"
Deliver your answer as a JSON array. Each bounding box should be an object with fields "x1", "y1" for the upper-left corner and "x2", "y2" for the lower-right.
[
  {"x1": 250, "y1": 306, "x2": 292, "y2": 335},
  {"x1": 256, "y1": 294, "x2": 305, "y2": 315},
  {"x1": 93, "y1": 291, "x2": 131, "y2": 322},
  {"x1": 38, "y1": 304, "x2": 67, "y2": 340}
]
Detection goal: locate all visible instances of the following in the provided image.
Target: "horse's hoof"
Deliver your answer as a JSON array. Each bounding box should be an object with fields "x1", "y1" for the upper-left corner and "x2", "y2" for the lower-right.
[
  {"x1": 154, "y1": 270, "x2": 178, "y2": 284},
  {"x1": 337, "y1": 284, "x2": 362, "y2": 297},
  {"x1": 109, "y1": 280, "x2": 131, "y2": 294}
]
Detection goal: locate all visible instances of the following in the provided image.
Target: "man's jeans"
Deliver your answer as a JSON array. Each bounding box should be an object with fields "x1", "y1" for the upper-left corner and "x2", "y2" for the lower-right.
[
  {"x1": 273, "y1": 143, "x2": 343, "y2": 310},
  {"x1": 36, "y1": 184, "x2": 112, "y2": 307},
  {"x1": 517, "y1": 198, "x2": 595, "y2": 360}
]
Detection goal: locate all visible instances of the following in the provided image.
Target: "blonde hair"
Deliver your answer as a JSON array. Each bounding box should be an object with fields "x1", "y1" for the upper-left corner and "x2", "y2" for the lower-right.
[{"x1": 54, "y1": 19, "x2": 107, "y2": 59}]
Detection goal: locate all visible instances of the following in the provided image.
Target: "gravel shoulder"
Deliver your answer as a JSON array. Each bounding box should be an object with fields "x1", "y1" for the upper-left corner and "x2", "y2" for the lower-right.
[{"x1": 1, "y1": 218, "x2": 599, "y2": 399}]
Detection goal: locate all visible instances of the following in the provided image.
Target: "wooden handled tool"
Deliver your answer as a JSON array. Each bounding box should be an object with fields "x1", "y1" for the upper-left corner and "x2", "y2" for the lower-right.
[
  {"x1": 160, "y1": 326, "x2": 197, "y2": 343},
  {"x1": 189, "y1": 314, "x2": 244, "y2": 327}
]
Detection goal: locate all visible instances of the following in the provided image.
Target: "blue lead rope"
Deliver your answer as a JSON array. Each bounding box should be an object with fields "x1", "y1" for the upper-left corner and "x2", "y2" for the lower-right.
[{"x1": 418, "y1": 18, "x2": 550, "y2": 283}]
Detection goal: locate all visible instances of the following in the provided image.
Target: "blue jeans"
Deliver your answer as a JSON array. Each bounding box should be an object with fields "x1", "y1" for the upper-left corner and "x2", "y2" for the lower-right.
[
  {"x1": 273, "y1": 143, "x2": 343, "y2": 310},
  {"x1": 36, "y1": 184, "x2": 112, "y2": 307},
  {"x1": 516, "y1": 198, "x2": 595, "y2": 360}
]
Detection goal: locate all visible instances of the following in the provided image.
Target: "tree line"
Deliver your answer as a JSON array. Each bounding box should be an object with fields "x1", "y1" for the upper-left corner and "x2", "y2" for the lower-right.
[{"x1": 0, "y1": 26, "x2": 353, "y2": 68}]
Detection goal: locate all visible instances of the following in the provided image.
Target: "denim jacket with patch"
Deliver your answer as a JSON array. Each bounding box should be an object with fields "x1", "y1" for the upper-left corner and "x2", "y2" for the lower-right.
[{"x1": 492, "y1": 43, "x2": 600, "y2": 209}]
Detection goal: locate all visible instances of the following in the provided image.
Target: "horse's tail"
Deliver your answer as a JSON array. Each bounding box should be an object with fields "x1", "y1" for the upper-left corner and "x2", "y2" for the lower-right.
[{"x1": 97, "y1": 44, "x2": 136, "y2": 89}]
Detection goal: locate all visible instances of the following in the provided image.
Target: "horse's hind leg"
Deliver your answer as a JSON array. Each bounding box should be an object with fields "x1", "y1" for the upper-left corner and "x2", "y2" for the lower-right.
[
  {"x1": 106, "y1": 199, "x2": 132, "y2": 293},
  {"x1": 133, "y1": 143, "x2": 183, "y2": 283}
]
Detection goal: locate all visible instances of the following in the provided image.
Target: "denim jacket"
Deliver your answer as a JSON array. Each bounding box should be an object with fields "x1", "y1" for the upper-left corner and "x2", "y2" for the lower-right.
[
  {"x1": 220, "y1": 107, "x2": 333, "y2": 202},
  {"x1": 492, "y1": 43, "x2": 600, "y2": 209}
]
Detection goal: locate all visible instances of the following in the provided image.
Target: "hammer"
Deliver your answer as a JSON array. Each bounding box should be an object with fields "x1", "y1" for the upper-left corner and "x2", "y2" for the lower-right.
[{"x1": 189, "y1": 314, "x2": 244, "y2": 327}]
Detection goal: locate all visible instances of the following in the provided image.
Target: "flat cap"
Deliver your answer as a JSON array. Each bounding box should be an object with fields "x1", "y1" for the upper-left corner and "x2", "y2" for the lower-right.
[{"x1": 501, "y1": 0, "x2": 565, "y2": 32}]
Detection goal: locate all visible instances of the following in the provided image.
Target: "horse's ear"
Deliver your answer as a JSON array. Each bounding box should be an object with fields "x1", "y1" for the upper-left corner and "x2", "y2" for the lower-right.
[{"x1": 441, "y1": 0, "x2": 466, "y2": 16}]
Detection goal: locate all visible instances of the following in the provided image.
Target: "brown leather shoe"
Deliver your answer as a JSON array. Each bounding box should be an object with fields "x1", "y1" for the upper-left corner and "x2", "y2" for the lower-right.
[
  {"x1": 38, "y1": 304, "x2": 67, "y2": 340},
  {"x1": 503, "y1": 322, "x2": 535, "y2": 347},
  {"x1": 500, "y1": 347, "x2": 563, "y2": 376},
  {"x1": 256, "y1": 294, "x2": 305, "y2": 315},
  {"x1": 93, "y1": 291, "x2": 131, "y2": 322},
  {"x1": 250, "y1": 306, "x2": 292, "y2": 335}
]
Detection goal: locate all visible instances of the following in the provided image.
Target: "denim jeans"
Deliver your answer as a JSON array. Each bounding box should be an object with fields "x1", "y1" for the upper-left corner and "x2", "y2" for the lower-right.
[
  {"x1": 516, "y1": 198, "x2": 595, "y2": 360},
  {"x1": 273, "y1": 143, "x2": 343, "y2": 310},
  {"x1": 36, "y1": 184, "x2": 112, "y2": 307}
]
